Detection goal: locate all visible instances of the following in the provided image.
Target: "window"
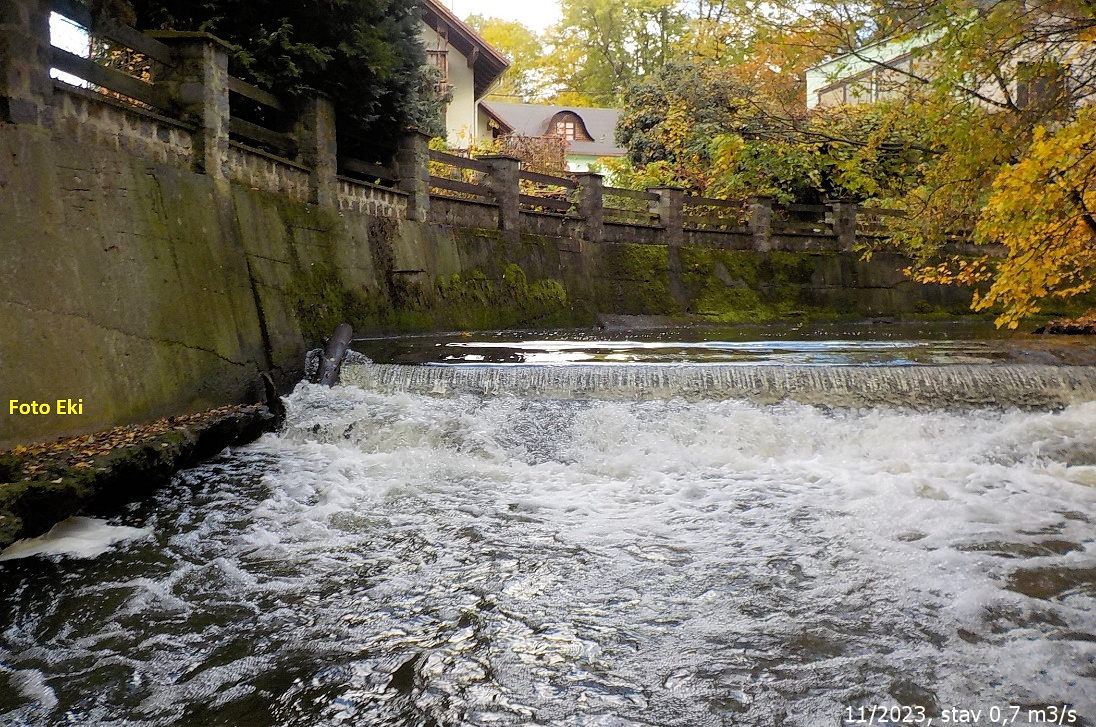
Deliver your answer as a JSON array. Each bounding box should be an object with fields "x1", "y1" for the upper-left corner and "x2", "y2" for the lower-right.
[
  {"x1": 426, "y1": 50, "x2": 451, "y2": 97},
  {"x1": 426, "y1": 50, "x2": 449, "y2": 83},
  {"x1": 554, "y1": 119, "x2": 577, "y2": 140},
  {"x1": 1017, "y1": 61, "x2": 1067, "y2": 110},
  {"x1": 550, "y1": 112, "x2": 591, "y2": 142}
]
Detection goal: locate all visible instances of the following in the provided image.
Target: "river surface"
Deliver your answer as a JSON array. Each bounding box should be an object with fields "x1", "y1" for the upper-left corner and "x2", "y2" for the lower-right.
[{"x1": 2, "y1": 325, "x2": 1096, "y2": 726}]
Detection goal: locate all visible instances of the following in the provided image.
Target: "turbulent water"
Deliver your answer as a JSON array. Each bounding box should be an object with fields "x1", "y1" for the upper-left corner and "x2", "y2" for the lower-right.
[{"x1": 2, "y1": 358, "x2": 1096, "y2": 726}]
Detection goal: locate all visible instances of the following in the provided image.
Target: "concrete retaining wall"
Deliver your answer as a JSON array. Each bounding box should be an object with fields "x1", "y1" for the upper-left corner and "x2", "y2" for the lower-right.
[{"x1": 0, "y1": 119, "x2": 978, "y2": 448}]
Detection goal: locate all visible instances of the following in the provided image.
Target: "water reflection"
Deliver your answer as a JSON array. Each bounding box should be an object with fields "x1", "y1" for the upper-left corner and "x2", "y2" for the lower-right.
[{"x1": 355, "y1": 321, "x2": 1096, "y2": 367}]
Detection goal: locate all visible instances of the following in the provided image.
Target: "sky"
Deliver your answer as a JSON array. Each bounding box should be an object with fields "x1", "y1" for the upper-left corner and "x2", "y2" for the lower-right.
[{"x1": 440, "y1": 0, "x2": 562, "y2": 33}]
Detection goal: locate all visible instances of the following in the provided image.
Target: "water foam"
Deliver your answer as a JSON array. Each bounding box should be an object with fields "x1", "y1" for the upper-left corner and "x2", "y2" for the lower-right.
[
  {"x1": 0, "y1": 517, "x2": 152, "y2": 561},
  {"x1": 0, "y1": 382, "x2": 1093, "y2": 725}
]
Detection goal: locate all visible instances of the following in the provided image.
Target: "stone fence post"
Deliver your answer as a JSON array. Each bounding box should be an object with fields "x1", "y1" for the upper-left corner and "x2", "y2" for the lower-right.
[
  {"x1": 149, "y1": 31, "x2": 232, "y2": 179},
  {"x1": 828, "y1": 200, "x2": 858, "y2": 251},
  {"x1": 0, "y1": 0, "x2": 52, "y2": 125},
  {"x1": 296, "y1": 94, "x2": 337, "y2": 207},
  {"x1": 649, "y1": 187, "x2": 684, "y2": 247},
  {"x1": 394, "y1": 130, "x2": 430, "y2": 222},
  {"x1": 479, "y1": 154, "x2": 521, "y2": 241},
  {"x1": 575, "y1": 172, "x2": 604, "y2": 243},
  {"x1": 649, "y1": 187, "x2": 687, "y2": 310},
  {"x1": 748, "y1": 195, "x2": 773, "y2": 252}
]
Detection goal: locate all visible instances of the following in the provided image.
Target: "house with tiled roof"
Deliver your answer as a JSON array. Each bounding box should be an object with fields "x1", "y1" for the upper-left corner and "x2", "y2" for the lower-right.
[{"x1": 480, "y1": 101, "x2": 627, "y2": 172}]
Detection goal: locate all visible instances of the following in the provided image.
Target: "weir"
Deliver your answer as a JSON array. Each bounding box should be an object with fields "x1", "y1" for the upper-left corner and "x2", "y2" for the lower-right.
[
  {"x1": 339, "y1": 362, "x2": 1096, "y2": 409},
  {"x1": 3, "y1": 2, "x2": 1096, "y2": 723}
]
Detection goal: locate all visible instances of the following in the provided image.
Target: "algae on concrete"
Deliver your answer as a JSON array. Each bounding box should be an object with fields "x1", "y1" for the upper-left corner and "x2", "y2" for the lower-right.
[{"x1": 592, "y1": 243, "x2": 683, "y2": 317}]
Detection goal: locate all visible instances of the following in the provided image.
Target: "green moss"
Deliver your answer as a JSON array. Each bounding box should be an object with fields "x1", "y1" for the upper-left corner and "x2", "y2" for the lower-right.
[
  {"x1": 284, "y1": 243, "x2": 585, "y2": 337},
  {"x1": 679, "y1": 248, "x2": 822, "y2": 323},
  {"x1": 287, "y1": 262, "x2": 387, "y2": 341},
  {"x1": 458, "y1": 227, "x2": 504, "y2": 242},
  {"x1": 430, "y1": 264, "x2": 576, "y2": 329},
  {"x1": 594, "y1": 244, "x2": 681, "y2": 315}
]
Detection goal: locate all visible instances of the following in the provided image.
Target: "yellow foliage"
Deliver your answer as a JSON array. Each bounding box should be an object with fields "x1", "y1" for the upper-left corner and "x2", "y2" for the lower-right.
[{"x1": 970, "y1": 106, "x2": 1096, "y2": 327}]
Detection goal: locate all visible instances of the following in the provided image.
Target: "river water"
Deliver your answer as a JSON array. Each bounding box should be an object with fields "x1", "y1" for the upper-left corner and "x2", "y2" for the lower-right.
[{"x1": 2, "y1": 326, "x2": 1096, "y2": 726}]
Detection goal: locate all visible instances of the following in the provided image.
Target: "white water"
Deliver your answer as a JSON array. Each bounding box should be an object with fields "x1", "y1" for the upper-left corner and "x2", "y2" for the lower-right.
[
  {"x1": 1, "y1": 375, "x2": 1095, "y2": 725},
  {"x1": 0, "y1": 517, "x2": 152, "y2": 561}
]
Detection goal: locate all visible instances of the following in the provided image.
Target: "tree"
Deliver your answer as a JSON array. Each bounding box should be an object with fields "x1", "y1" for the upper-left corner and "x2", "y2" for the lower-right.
[
  {"x1": 916, "y1": 106, "x2": 1096, "y2": 327},
  {"x1": 127, "y1": 0, "x2": 442, "y2": 160},
  {"x1": 616, "y1": 62, "x2": 745, "y2": 171},
  {"x1": 840, "y1": 0, "x2": 1096, "y2": 323},
  {"x1": 539, "y1": 0, "x2": 688, "y2": 106},
  {"x1": 465, "y1": 15, "x2": 544, "y2": 102},
  {"x1": 973, "y1": 107, "x2": 1096, "y2": 326},
  {"x1": 610, "y1": 46, "x2": 932, "y2": 202},
  {"x1": 608, "y1": 0, "x2": 1096, "y2": 323}
]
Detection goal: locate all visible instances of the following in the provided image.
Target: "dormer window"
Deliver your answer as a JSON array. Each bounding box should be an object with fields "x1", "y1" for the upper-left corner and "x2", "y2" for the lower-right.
[
  {"x1": 555, "y1": 118, "x2": 576, "y2": 140},
  {"x1": 549, "y1": 111, "x2": 591, "y2": 142}
]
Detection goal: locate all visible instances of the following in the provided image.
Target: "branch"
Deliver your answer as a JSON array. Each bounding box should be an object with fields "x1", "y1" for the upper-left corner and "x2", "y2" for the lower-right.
[{"x1": 838, "y1": 46, "x2": 1016, "y2": 111}]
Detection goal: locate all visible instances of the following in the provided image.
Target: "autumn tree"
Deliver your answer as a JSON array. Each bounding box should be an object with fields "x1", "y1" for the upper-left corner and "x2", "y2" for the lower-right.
[
  {"x1": 972, "y1": 107, "x2": 1096, "y2": 326},
  {"x1": 915, "y1": 106, "x2": 1096, "y2": 327},
  {"x1": 836, "y1": 0, "x2": 1096, "y2": 323},
  {"x1": 539, "y1": 0, "x2": 688, "y2": 106},
  {"x1": 602, "y1": 0, "x2": 1096, "y2": 323},
  {"x1": 465, "y1": 15, "x2": 544, "y2": 102}
]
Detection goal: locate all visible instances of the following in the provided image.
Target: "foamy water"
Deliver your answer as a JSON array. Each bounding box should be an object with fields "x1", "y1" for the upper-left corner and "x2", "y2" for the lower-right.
[
  {"x1": 1, "y1": 375, "x2": 1094, "y2": 725},
  {"x1": 0, "y1": 517, "x2": 152, "y2": 561}
]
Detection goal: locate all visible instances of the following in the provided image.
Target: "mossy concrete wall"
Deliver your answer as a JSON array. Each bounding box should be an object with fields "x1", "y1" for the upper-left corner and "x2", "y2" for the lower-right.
[
  {"x1": 0, "y1": 125, "x2": 268, "y2": 448},
  {"x1": 1, "y1": 121, "x2": 972, "y2": 447},
  {"x1": 590, "y1": 244, "x2": 972, "y2": 321}
]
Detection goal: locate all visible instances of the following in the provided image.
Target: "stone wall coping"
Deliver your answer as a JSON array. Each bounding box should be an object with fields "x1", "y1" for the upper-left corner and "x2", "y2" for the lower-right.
[
  {"x1": 53, "y1": 81, "x2": 197, "y2": 132},
  {"x1": 337, "y1": 176, "x2": 409, "y2": 196},
  {"x1": 229, "y1": 140, "x2": 312, "y2": 173}
]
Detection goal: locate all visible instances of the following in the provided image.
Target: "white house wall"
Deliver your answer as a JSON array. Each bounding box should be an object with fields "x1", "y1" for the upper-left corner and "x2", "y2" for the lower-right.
[{"x1": 475, "y1": 105, "x2": 493, "y2": 145}]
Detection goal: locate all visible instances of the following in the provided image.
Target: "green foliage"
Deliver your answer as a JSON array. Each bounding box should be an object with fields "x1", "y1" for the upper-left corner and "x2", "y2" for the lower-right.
[
  {"x1": 542, "y1": 0, "x2": 686, "y2": 106},
  {"x1": 616, "y1": 62, "x2": 744, "y2": 169},
  {"x1": 129, "y1": 0, "x2": 442, "y2": 160},
  {"x1": 465, "y1": 0, "x2": 806, "y2": 108},
  {"x1": 613, "y1": 61, "x2": 936, "y2": 203}
]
